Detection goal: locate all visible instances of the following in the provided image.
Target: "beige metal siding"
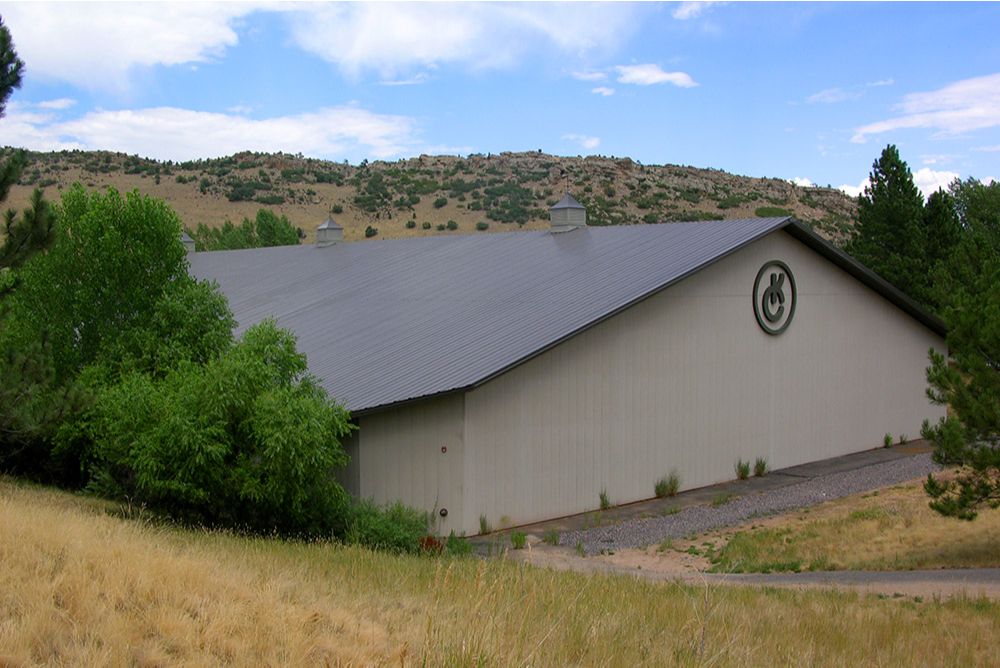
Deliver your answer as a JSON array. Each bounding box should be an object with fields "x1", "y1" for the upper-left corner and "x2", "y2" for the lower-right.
[
  {"x1": 356, "y1": 394, "x2": 465, "y2": 535},
  {"x1": 462, "y1": 229, "x2": 946, "y2": 533}
]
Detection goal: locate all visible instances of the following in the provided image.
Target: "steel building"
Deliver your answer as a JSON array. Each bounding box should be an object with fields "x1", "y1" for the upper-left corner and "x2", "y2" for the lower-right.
[{"x1": 189, "y1": 197, "x2": 946, "y2": 535}]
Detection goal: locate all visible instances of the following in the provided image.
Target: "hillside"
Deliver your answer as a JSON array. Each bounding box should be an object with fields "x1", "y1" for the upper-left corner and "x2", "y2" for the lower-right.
[{"x1": 2, "y1": 149, "x2": 857, "y2": 244}]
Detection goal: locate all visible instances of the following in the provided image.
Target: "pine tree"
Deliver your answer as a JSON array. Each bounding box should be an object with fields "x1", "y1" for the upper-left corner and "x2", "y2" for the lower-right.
[
  {"x1": 845, "y1": 145, "x2": 927, "y2": 303},
  {"x1": 0, "y1": 15, "x2": 54, "y2": 289},
  {"x1": 0, "y1": 17, "x2": 77, "y2": 483}
]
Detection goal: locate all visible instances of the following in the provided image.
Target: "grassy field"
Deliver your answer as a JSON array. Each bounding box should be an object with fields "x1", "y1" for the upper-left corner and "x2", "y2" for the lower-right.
[
  {"x1": 706, "y1": 477, "x2": 1000, "y2": 573},
  {"x1": 2, "y1": 476, "x2": 999, "y2": 666}
]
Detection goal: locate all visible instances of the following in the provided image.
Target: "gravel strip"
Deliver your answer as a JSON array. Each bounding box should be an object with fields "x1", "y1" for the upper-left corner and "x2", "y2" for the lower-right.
[{"x1": 560, "y1": 453, "x2": 940, "y2": 554}]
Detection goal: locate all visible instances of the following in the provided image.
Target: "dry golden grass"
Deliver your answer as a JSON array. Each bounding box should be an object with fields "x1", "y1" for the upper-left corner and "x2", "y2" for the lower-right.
[
  {"x1": 2, "y1": 476, "x2": 999, "y2": 667},
  {"x1": 709, "y1": 477, "x2": 1000, "y2": 573}
]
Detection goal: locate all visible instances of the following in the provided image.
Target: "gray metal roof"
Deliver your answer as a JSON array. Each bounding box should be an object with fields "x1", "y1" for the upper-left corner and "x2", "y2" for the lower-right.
[
  {"x1": 550, "y1": 192, "x2": 585, "y2": 210},
  {"x1": 188, "y1": 217, "x2": 944, "y2": 414},
  {"x1": 318, "y1": 218, "x2": 342, "y2": 230}
]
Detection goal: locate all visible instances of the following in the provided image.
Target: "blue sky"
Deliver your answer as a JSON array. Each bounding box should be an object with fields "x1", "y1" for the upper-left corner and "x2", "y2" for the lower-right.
[{"x1": 0, "y1": 2, "x2": 997, "y2": 196}]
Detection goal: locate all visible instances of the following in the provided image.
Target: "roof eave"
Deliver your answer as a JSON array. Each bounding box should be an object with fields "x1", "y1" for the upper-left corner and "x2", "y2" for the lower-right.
[{"x1": 782, "y1": 219, "x2": 947, "y2": 337}]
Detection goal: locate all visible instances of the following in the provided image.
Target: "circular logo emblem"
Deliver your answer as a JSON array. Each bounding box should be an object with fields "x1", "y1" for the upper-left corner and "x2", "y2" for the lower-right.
[{"x1": 753, "y1": 260, "x2": 796, "y2": 335}]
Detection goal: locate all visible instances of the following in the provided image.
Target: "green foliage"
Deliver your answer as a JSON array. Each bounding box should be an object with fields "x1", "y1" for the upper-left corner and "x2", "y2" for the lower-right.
[
  {"x1": 845, "y1": 145, "x2": 959, "y2": 309},
  {"x1": 542, "y1": 529, "x2": 560, "y2": 546},
  {"x1": 482, "y1": 182, "x2": 541, "y2": 224},
  {"x1": 191, "y1": 209, "x2": 300, "y2": 251},
  {"x1": 346, "y1": 499, "x2": 429, "y2": 554},
  {"x1": 364, "y1": 225, "x2": 378, "y2": 238},
  {"x1": 753, "y1": 457, "x2": 769, "y2": 477},
  {"x1": 1, "y1": 185, "x2": 57, "y2": 296},
  {"x1": 0, "y1": 26, "x2": 50, "y2": 286},
  {"x1": 405, "y1": 220, "x2": 416, "y2": 229},
  {"x1": 433, "y1": 196, "x2": 448, "y2": 209},
  {"x1": 0, "y1": 337, "x2": 91, "y2": 482},
  {"x1": 6, "y1": 186, "x2": 191, "y2": 380},
  {"x1": 884, "y1": 433, "x2": 893, "y2": 449},
  {"x1": 89, "y1": 320, "x2": 354, "y2": 536},
  {"x1": 510, "y1": 531, "x2": 527, "y2": 550},
  {"x1": 254, "y1": 194, "x2": 284, "y2": 205},
  {"x1": 475, "y1": 221, "x2": 489, "y2": 231},
  {"x1": 479, "y1": 514, "x2": 492, "y2": 535},
  {"x1": 735, "y1": 459, "x2": 750, "y2": 480},
  {"x1": 0, "y1": 16, "x2": 24, "y2": 118},
  {"x1": 716, "y1": 193, "x2": 749, "y2": 209},
  {"x1": 1, "y1": 186, "x2": 235, "y2": 486},
  {"x1": 922, "y1": 178, "x2": 1000, "y2": 520},
  {"x1": 352, "y1": 172, "x2": 392, "y2": 216},
  {"x1": 755, "y1": 206, "x2": 793, "y2": 218},
  {"x1": 444, "y1": 531, "x2": 472, "y2": 555},
  {"x1": 712, "y1": 493, "x2": 734, "y2": 506},
  {"x1": 599, "y1": 489, "x2": 611, "y2": 510},
  {"x1": 421, "y1": 221, "x2": 431, "y2": 230},
  {"x1": 446, "y1": 219, "x2": 458, "y2": 231},
  {"x1": 655, "y1": 470, "x2": 681, "y2": 498}
]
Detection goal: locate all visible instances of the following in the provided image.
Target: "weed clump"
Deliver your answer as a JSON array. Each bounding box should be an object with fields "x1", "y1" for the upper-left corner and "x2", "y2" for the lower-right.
[
  {"x1": 753, "y1": 457, "x2": 769, "y2": 477},
  {"x1": 655, "y1": 469, "x2": 681, "y2": 498},
  {"x1": 510, "y1": 531, "x2": 527, "y2": 550}
]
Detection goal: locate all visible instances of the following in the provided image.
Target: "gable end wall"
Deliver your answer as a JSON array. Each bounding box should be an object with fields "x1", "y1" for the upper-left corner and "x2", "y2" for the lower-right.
[{"x1": 460, "y1": 229, "x2": 946, "y2": 534}]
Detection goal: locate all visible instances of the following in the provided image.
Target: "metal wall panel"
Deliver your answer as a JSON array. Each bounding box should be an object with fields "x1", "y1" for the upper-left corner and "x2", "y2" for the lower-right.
[
  {"x1": 356, "y1": 394, "x2": 465, "y2": 535},
  {"x1": 461, "y1": 229, "x2": 946, "y2": 533}
]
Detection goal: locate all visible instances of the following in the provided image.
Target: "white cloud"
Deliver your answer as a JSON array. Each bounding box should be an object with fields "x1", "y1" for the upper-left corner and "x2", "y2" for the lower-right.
[
  {"x1": 563, "y1": 133, "x2": 601, "y2": 150},
  {"x1": 972, "y1": 144, "x2": 1000, "y2": 152},
  {"x1": 852, "y1": 72, "x2": 1000, "y2": 143},
  {"x1": 838, "y1": 169, "x2": 960, "y2": 200},
  {"x1": 912, "y1": 167, "x2": 959, "y2": 197},
  {"x1": 672, "y1": 2, "x2": 720, "y2": 20},
  {"x1": 591, "y1": 86, "x2": 615, "y2": 97},
  {"x1": 287, "y1": 4, "x2": 639, "y2": 78},
  {"x1": 36, "y1": 98, "x2": 77, "y2": 110},
  {"x1": 838, "y1": 179, "x2": 869, "y2": 198},
  {"x1": 573, "y1": 70, "x2": 607, "y2": 82},
  {"x1": 791, "y1": 177, "x2": 814, "y2": 187},
  {"x1": 380, "y1": 73, "x2": 431, "y2": 86},
  {"x1": 0, "y1": 105, "x2": 419, "y2": 161},
  {"x1": 2, "y1": 3, "x2": 258, "y2": 91},
  {"x1": 920, "y1": 154, "x2": 957, "y2": 166},
  {"x1": 615, "y1": 64, "x2": 697, "y2": 88},
  {"x1": 806, "y1": 87, "x2": 860, "y2": 104},
  {"x1": 866, "y1": 78, "x2": 895, "y2": 87}
]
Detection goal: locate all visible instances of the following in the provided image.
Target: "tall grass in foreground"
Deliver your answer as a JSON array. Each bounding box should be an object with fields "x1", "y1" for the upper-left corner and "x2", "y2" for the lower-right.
[{"x1": 1, "y1": 476, "x2": 998, "y2": 666}]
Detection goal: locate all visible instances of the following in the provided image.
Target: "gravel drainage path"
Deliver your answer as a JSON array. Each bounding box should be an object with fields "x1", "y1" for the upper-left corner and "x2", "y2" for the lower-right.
[{"x1": 560, "y1": 453, "x2": 940, "y2": 555}]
